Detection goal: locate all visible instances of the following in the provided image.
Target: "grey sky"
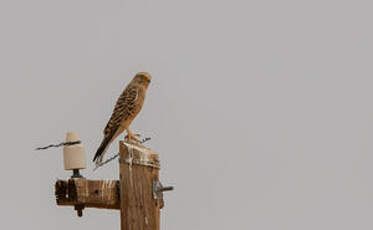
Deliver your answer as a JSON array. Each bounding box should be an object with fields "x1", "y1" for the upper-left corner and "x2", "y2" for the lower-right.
[{"x1": 0, "y1": 0, "x2": 372, "y2": 229}]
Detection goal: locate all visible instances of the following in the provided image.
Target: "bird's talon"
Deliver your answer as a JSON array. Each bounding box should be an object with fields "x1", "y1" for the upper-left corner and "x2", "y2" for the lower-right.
[{"x1": 125, "y1": 133, "x2": 141, "y2": 142}]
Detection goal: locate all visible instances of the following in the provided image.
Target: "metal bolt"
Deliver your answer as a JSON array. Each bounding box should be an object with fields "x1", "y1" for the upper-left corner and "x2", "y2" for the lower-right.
[
  {"x1": 160, "y1": 186, "x2": 174, "y2": 192},
  {"x1": 74, "y1": 205, "x2": 84, "y2": 218},
  {"x1": 153, "y1": 181, "x2": 174, "y2": 200}
]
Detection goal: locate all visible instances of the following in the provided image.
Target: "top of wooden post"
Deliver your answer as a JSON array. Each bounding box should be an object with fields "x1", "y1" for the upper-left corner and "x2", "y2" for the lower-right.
[{"x1": 119, "y1": 140, "x2": 160, "y2": 169}]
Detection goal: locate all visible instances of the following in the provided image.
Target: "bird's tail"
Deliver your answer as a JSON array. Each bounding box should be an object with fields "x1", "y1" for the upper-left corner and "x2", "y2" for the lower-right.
[{"x1": 93, "y1": 136, "x2": 112, "y2": 166}]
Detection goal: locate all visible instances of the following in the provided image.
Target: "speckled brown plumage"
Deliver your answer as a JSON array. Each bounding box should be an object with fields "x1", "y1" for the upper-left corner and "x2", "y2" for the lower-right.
[{"x1": 93, "y1": 72, "x2": 152, "y2": 166}]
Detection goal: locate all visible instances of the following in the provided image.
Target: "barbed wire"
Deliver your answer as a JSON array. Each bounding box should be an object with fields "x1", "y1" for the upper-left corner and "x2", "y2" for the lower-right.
[
  {"x1": 35, "y1": 136, "x2": 151, "y2": 170},
  {"x1": 35, "y1": 141, "x2": 81, "y2": 150},
  {"x1": 94, "y1": 137, "x2": 152, "y2": 170},
  {"x1": 94, "y1": 153, "x2": 120, "y2": 171}
]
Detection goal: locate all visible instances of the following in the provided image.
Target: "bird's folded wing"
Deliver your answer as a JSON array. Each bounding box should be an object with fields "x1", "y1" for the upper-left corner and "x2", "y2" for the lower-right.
[{"x1": 103, "y1": 85, "x2": 139, "y2": 137}]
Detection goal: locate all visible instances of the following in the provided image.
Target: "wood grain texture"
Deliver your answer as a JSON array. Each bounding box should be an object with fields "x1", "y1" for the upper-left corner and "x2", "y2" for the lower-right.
[
  {"x1": 119, "y1": 140, "x2": 162, "y2": 230},
  {"x1": 55, "y1": 179, "x2": 120, "y2": 210}
]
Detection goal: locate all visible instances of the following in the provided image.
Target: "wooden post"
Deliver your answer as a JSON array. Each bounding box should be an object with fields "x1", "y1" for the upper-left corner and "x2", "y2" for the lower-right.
[{"x1": 119, "y1": 140, "x2": 162, "y2": 230}]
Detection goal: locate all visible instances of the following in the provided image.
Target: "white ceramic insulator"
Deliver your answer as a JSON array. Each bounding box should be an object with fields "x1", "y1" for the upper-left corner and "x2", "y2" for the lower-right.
[{"x1": 63, "y1": 131, "x2": 86, "y2": 170}]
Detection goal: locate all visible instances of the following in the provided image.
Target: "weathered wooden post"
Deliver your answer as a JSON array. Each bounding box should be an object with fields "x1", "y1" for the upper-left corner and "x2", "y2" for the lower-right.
[{"x1": 119, "y1": 140, "x2": 162, "y2": 230}]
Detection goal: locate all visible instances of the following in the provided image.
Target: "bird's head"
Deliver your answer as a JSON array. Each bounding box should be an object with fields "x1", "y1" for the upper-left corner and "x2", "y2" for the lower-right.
[{"x1": 132, "y1": 72, "x2": 152, "y2": 88}]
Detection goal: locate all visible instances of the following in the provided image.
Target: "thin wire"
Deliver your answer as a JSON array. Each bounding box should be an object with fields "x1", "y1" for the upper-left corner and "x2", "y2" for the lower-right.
[
  {"x1": 94, "y1": 137, "x2": 152, "y2": 170},
  {"x1": 94, "y1": 153, "x2": 120, "y2": 171},
  {"x1": 35, "y1": 141, "x2": 81, "y2": 150}
]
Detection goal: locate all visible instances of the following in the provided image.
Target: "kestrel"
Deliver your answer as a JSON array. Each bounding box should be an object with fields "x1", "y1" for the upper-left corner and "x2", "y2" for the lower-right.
[{"x1": 93, "y1": 72, "x2": 152, "y2": 166}]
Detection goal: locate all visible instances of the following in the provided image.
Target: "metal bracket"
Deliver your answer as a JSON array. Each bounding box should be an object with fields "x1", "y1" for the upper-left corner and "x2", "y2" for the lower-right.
[
  {"x1": 152, "y1": 181, "x2": 174, "y2": 200},
  {"x1": 71, "y1": 169, "x2": 84, "y2": 179}
]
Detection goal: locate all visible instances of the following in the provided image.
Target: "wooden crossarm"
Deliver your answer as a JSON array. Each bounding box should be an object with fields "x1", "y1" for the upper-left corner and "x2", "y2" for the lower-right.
[{"x1": 55, "y1": 178, "x2": 120, "y2": 210}]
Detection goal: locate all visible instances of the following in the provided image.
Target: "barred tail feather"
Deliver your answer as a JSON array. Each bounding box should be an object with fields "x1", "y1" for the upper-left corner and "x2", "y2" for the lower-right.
[{"x1": 93, "y1": 136, "x2": 112, "y2": 164}]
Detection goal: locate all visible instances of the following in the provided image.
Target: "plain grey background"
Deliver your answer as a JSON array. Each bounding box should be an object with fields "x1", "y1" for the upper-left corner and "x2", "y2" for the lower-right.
[{"x1": 0, "y1": 0, "x2": 372, "y2": 229}]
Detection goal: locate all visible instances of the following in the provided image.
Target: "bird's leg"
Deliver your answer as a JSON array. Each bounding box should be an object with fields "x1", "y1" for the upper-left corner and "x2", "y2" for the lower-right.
[{"x1": 125, "y1": 128, "x2": 140, "y2": 142}]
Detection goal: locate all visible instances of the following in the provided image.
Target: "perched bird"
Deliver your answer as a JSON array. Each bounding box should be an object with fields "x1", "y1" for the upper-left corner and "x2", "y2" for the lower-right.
[{"x1": 93, "y1": 72, "x2": 152, "y2": 166}]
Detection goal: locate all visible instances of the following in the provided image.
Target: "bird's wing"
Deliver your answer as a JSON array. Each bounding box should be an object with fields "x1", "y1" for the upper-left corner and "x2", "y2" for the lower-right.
[
  {"x1": 93, "y1": 84, "x2": 139, "y2": 164},
  {"x1": 103, "y1": 85, "x2": 139, "y2": 137}
]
